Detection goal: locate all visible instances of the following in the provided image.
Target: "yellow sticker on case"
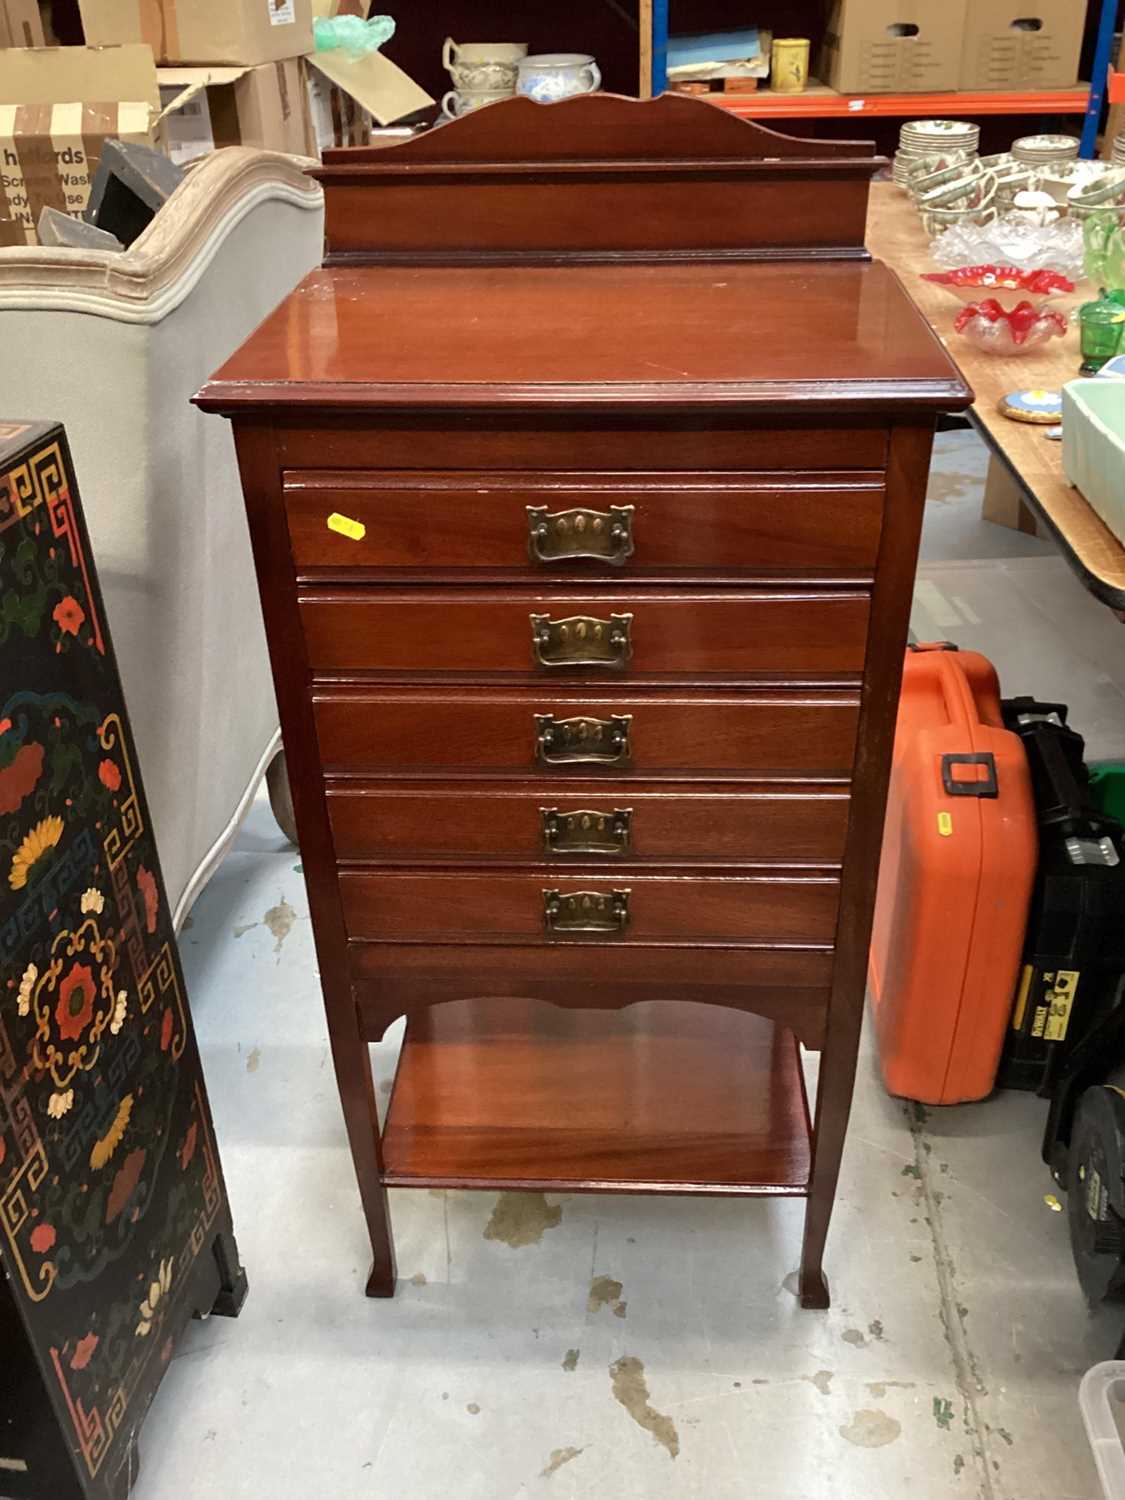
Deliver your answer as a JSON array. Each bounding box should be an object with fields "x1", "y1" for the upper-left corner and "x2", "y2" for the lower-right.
[
  {"x1": 937, "y1": 811, "x2": 953, "y2": 837},
  {"x1": 327, "y1": 512, "x2": 366, "y2": 542}
]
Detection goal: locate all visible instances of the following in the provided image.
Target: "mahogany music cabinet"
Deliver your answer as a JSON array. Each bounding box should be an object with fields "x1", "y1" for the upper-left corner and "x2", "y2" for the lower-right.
[{"x1": 196, "y1": 94, "x2": 970, "y2": 1308}]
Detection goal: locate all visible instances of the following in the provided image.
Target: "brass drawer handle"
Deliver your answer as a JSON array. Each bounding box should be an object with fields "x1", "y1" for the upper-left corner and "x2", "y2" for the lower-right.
[
  {"x1": 541, "y1": 807, "x2": 632, "y2": 856},
  {"x1": 531, "y1": 612, "x2": 632, "y2": 670},
  {"x1": 527, "y1": 504, "x2": 634, "y2": 566},
  {"x1": 535, "y1": 713, "x2": 632, "y2": 767},
  {"x1": 543, "y1": 887, "x2": 630, "y2": 933}
]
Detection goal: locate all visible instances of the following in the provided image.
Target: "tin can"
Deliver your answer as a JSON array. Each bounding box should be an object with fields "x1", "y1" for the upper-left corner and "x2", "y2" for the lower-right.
[{"x1": 771, "y1": 37, "x2": 809, "y2": 94}]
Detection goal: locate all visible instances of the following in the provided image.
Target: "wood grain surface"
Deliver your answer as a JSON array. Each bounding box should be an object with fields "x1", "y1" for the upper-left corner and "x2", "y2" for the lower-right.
[
  {"x1": 325, "y1": 779, "x2": 851, "y2": 865},
  {"x1": 311, "y1": 686, "x2": 862, "y2": 777},
  {"x1": 299, "y1": 587, "x2": 871, "y2": 678},
  {"x1": 203, "y1": 96, "x2": 970, "y2": 1306},
  {"x1": 283, "y1": 469, "x2": 886, "y2": 579},
  {"x1": 349, "y1": 945, "x2": 835, "y2": 1053},
  {"x1": 380, "y1": 997, "x2": 813, "y2": 1194},
  {"x1": 198, "y1": 261, "x2": 970, "y2": 416},
  {"x1": 337, "y1": 867, "x2": 841, "y2": 944},
  {"x1": 274, "y1": 419, "x2": 891, "y2": 473},
  {"x1": 867, "y1": 181, "x2": 1125, "y2": 605}
]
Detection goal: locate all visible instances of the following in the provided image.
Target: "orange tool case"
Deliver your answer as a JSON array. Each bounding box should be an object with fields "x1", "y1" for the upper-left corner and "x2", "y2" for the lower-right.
[{"x1": 868, "y1": 643, "x2": 1038, "y2": 1105}]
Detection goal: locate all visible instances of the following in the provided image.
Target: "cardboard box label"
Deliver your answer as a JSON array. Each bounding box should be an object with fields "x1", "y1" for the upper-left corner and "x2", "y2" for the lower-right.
[
  {"x1": 269, "y1": 0, "x2": 295, "y2": 25},
  {"x1": 158, "y1": 81, "x2": 215, "y2": 164}
]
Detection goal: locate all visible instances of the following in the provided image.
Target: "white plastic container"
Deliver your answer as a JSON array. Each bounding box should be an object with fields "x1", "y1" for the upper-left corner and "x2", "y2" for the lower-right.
[
  {"x1": 1080, "y1": 1362, "x2": 1125, "y2": 1499},
  {"x1": 1062, "y1": 379, "x2": 1125, "y2": 546}
]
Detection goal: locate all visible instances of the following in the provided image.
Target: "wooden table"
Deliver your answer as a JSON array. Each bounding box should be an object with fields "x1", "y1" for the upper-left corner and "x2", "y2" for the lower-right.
[{"x1": 867, "y1": 181, "x2": 1125, "y2": 611}]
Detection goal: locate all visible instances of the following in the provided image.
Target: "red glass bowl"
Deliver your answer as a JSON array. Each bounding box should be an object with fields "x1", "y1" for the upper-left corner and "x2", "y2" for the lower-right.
[
  {"x1": 923, "y1": 263, "x2": 1075, "y2": 312},
  {"x1": 952, "y1": 297, "x2": 1069, "y2": 356}
]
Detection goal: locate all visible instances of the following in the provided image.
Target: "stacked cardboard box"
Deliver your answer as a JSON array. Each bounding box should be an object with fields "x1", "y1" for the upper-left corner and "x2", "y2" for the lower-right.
[
  {"x1": 0, "y1": 0, "x2": 44, "y2": 48},
  {"x1": 817, "y1": 0, "x2": 1084, "y2": 95},
  {"x1": 0, "y1": 44, "x2": 160, "y2": 242},
  {"x1": 78, "y1": 0, "x2": 315, "y2": 66},
  {"x1": 960, "y1": 0, "x2": 1085, "y2": 92},
  {"x1": 818, "y1": 1, "x2": 968, "y2": 93},
  {"x1": 0, "y1": 0, "x2": 432, "y2": 241},
  {"x1": 73, "y1": 0, "x2": 431, "y2": 161},
  {"x1": 157, "y1": 59, "x2": 314, "y2": 164}
]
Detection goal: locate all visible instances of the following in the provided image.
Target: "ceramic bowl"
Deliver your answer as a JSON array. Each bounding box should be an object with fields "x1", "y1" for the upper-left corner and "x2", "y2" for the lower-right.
[
  {"x1": 908, "y1": 156, "x2": 981, "y2": 202},
  {"x1": 1036, "y1": 160, "x2": 1112, "y2": 205},
  {"x1": 516, "y1": 53, "x2": 601, "y2": 103},
  {"x1": 1011, "y1": 133, "x2": 1080, "y2": 166},
  {"x1": 1068, "y1": 172, "x2": 1125, "y2": 223}
]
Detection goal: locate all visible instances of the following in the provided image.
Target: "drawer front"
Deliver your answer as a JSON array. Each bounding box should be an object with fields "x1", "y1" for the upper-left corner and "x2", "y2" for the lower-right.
[
  {"x1": 338, "y1": 869, "x2": 840, "y2": 945},
  {"x1": 312, "y1": 687, "x2": 860, "y2": 778},
  {"x1": 283, "y1": 472, "x2": 885, "y2": 578},
  {"x1": 300, "y1": 589, "x2": 870, "y2": 678},
  {"x1": 326, "y1": 780, "x2": 851, "y2": 865}
]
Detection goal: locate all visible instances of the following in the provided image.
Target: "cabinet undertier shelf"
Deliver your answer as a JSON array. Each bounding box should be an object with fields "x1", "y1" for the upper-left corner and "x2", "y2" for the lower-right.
[{"x1": 380, "y1": 997, "x2": 812, "y2": 1196}]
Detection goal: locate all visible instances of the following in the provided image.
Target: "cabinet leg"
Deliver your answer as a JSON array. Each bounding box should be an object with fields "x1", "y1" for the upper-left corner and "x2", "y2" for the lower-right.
[
  {"x1": 265, "y1": 748, "x2": 299, "y2": 846},
  {"x1": 210, "y1": 1229, "x2": 249, "y2": 1317},
  {"x1": 798, "y1": 1008, "x2": 864, "y2": 1311},
  {"x1": 327, "y1": 1008, "x2": 397, "y2": 1298},
  {"x1": 798, "y1": 1266, "x2": 830, "y2": 1311}
]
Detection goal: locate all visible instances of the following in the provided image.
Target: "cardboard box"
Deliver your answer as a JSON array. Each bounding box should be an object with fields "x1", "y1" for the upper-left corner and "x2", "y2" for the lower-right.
[
  {"x1": 0, "y1": 0, "x2": 46, "y2": 48},
  {"x1": 158, "y1": 50, "x2": 432, "y2": 164},
  {"x1": 818, "y1": 0, "x2": 968, "y2": 94},
  {"x1": 304, "y1": 60, "x2": 372, "y2": 150},
  {"x1": 159, "y1": 59, "x2": 312, "y2": 163},
  {"x1": 305, "y1": 49, "x2": 432, "y2": 130},
  {"x1": 78, "y1": 0, "x2": 314, "y2": 67},
  {"x1": 300, "y1": 0, "x2": 432, "y2": 145},
  {"x1": 0, "y1": 45, "x2": 160, "y2": 243},
  {"x1": 960, "y1": 0, "x2": 1084, "y2": 90}
]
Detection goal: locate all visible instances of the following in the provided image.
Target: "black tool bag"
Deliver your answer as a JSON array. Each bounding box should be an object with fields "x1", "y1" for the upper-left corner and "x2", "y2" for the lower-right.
[{"x1": 998, "y1": 698, "x2": 1125, "y2": 1101}]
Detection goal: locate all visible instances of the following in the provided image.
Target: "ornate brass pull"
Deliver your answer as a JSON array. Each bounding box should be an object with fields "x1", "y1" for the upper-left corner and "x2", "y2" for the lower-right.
[
  {"x1": 531, "y1": 612, "x2": 632, "y2": 670},
  {"x1": 543, "y1": 888, "x2": 630, "y2": 933},
  {"x1": 535, "y1": 713, "x2": 632, "y2": 767},
  {"x1": 527, "y1": 504, "x2": 634, "y2": 566},
  {"x1": 541, "y1": 807, "x2": 632, "y2": 856}
]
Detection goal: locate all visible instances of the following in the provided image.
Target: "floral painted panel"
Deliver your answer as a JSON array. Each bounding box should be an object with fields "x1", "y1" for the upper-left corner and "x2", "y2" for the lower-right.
[{"x1": 0, "y1": 423, "x2": 242, "y2": 1500}]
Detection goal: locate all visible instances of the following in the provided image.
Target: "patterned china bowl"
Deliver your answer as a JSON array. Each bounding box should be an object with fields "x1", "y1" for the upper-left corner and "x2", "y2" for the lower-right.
[{"x1": 516, "y1": 53, "x2": 601, "y2": 103}]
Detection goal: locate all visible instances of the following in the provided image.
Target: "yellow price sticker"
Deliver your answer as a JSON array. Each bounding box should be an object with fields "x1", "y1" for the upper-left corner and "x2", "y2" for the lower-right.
[
  {"x1": 937, "y1": 811, "x2": 953, "y2": 837},
  {"x1": 327, "y1": 512, "x2": 366, "y2": 542}
]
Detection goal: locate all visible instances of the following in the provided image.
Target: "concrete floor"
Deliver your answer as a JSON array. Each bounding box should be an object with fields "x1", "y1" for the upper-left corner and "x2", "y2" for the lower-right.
[{"x1": 138, "y1": 429, "x2": 1125, "y2": 1499}]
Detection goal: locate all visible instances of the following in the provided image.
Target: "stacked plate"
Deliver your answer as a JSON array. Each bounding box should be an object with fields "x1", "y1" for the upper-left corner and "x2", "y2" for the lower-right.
[
  {"x1": 892, "y1": 119, "x2": 980, "y2": 188},
  {"x1": 1112, "y1": 132, "x2": 1125, "y2": 167},
  {"x1": 1011, "y1": 133, "x2": 1080, "y2": 167}
]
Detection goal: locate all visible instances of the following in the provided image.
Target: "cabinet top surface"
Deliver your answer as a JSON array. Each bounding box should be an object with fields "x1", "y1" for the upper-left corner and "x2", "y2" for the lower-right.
[{"x1": 197, "y1": 257, "x2": 970, "y2": 417}]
